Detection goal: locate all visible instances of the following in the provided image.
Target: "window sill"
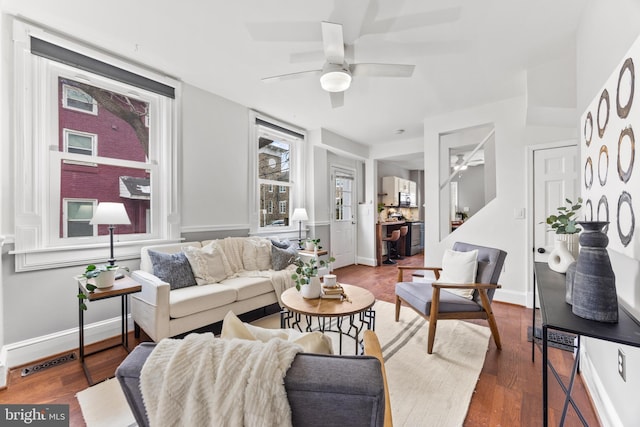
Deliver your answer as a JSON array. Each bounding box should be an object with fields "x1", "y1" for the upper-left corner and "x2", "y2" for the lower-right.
[{"x1": 10, "y1": 238, "x2": 182, "y2": 272}]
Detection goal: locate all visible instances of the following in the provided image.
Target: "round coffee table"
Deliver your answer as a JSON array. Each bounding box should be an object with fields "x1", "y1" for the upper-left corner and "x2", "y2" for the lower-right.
[{"x1": 280, "y1": 283, "x2": 376, "y2": 354}]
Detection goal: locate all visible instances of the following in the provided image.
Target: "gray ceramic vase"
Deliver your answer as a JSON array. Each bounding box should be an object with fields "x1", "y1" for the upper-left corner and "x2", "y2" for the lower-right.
[
  {"x1": 565, "y1": 261, "x2": 577, "y2": 305},
  {"x1": 571, "y1": 221, "x2": 618, "y2": 323}
]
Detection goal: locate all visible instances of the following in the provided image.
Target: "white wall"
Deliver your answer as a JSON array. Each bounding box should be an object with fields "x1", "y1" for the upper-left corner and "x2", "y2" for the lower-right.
[
  {"x1": 576, "y1": 2, "x2": 640, "y2": 425},
  {"x1": 424, "y1": 97, "x2": 530, "y2": 305}
]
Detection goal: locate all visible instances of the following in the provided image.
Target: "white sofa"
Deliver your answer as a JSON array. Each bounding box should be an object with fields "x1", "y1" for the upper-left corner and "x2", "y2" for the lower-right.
[{"x1": 131, "y1": 237, "x2": 297, "y2": 342}]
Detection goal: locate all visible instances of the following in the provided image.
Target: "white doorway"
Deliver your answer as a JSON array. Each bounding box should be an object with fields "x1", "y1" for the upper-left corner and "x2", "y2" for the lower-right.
[
  {"x1": 528, "y1": 142, "x2": 579, "y2": 307},
  {"x1": 533, "y1": 144, "x2": 580, "y2": 263},
  {"x1": 330, "y1": 167, "x2": 356, "y2": 269}
]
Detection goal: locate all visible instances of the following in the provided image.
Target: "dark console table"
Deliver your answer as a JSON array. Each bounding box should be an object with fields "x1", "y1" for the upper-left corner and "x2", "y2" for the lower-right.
[{"x1": 532, "y1": 262, "x2": 640, "y2": 426}]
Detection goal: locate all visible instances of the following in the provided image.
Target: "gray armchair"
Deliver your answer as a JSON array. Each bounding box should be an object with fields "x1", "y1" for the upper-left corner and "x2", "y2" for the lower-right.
[{"x1": 395, "y1": 242, "x2": 507, "y2": 354}]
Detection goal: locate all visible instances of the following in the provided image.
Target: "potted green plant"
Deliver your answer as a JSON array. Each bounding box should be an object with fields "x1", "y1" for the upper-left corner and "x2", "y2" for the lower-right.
[
  {"x1": 77, "y1": 264, "x2": 128, "y2": 310},
  {"x1": 545, "y1": 197, "x2": 583, "y2": 234},
  {"x1": 545, "y1": 197, "x2": 583, "y2": 264},
  {"x1": 291, "y1": 255, "x2": 336, "y2": 298},
  {"x1": 304, "y1": 238, "x2": 322, "y2": 251}
]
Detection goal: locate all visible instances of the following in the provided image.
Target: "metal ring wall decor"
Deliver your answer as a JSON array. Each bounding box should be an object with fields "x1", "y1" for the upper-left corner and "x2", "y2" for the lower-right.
[
  {"x1": 598, "y1": 145, "x2": 609, "y2": 186},
  {"x1": 617, "y1": 57, "x2": 635, "y2": 119},
  {"x1": 584, "y1": 111, "x2": 593, "y2": 146},
  {"x1": 617, "y1": 191, "x2": 635, "y2": 247},
  {"x1": 617, "y1": 126, "x2": 635, "y2": 183},
  {"x1": 584, "y1": 157, "x2": 593, "y2": 190},
  {"x1": 585, "y1": 199, "x2": 594, "y2": 221},
  {"x1": 598, "y1": 195, "x2": 610, "y2": 234},
  {"x1": 597, "y1": 89, "x2": 610, "y2": 138}
]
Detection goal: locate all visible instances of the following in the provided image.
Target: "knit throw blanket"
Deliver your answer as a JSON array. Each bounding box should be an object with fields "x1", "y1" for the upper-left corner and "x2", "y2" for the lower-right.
[{"x1": 140, "y1": 333, "x2": 302, "y2": 427}]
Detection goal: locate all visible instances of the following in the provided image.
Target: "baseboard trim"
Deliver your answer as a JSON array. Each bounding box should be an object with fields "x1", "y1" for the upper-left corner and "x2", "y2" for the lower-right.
[
  {"x1": 356, "y1": 256, "x2": 377, "y2": 267},
  {"x1": 494, "y1": 289, "x2": 526, "y2": 306},
  {"x1": 1, "y1": 315, "x2": 132, "y2": 374},
  {"x1": 579, "y1": 345, "x2": 620, "y2": 427}
]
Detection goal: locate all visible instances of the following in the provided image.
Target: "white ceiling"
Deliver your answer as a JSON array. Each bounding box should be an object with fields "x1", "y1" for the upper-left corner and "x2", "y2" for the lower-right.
[{"x1": 3, "y1": 0, "x2": 586, "y2": 163}]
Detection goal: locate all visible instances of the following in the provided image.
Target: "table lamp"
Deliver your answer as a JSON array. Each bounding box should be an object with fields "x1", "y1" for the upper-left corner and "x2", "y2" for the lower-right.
[
  {"x1": 291, "y1": 208, "x2": 309, "y2": 249},
  {"x1": 90, "y1": 202, "x2": 131, "y2": 266}
]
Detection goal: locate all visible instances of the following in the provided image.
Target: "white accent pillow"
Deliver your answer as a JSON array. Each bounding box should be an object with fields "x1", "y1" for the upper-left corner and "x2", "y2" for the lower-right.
[
  {"x1": 182, "y1": 241, "x2": 232, "y2": 285},
  {"x1": 435, "y1": 249, "x2": 479, "y2": 299},
  {"x1": 242, "y1": 237, "x2": 272, "y2": 271},
  {"x1": 221, "y1": 311, "x2": 333, "y2": 355}
]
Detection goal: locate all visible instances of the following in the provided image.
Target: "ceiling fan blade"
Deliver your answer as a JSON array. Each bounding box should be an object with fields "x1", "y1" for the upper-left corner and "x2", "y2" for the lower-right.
[
  {"x1": 350, "y1": 63, "x2": 415, "y2": 78},
  {"x1": 262, "y1": 69, "x2": 321, "y2": 83},
  {"x1": 330, "y1": 91, "x2": 344, "y2": 108},
  {"x1": 321, "y1": 21, "x2": 345, "y2": 64}
]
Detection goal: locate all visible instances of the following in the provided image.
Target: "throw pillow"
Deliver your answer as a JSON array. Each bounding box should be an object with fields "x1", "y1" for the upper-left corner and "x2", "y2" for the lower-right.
[
  {"x1": 271, "y1": 243, "x2": 298, "y2": 271},
  {"x1": 220, "y1": 311, "x2": 333, "y2": 354},
  {"x1": 270, "y1": 238, "x2": 292, "y2": 249},
  {"x1": 435, "y1": 249, "x2": 479, "y2": 299},
  {"x1": 183, "y1": 241, "x2": 232, "y2": 285},
  {"x1": 147, "y1": 250, "x2": 197, "y2": 290},
  {"x1": 242, "y1": 237, "x2": 272, "y2": 271}
]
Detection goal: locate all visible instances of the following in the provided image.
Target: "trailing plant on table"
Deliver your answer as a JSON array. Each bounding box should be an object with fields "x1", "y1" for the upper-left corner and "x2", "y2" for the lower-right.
[
  {"x1": 291, "y1": 255, "x2": 335, "y2": 291},
  {"x1": 77, "y1": 264, "x2": 129, "y2": 310}
]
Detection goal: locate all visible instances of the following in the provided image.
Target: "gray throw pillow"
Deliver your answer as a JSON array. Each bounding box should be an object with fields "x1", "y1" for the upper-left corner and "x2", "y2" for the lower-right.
[
  {"x1": 271, "y1": 244, "x2": 298, "y2": 271},
  {"x1": 147, "y1": 250, "x2": 197, "y2": 290},
  {"x1": 271, "y1": 238, "x2": 292, "y2": 249}
]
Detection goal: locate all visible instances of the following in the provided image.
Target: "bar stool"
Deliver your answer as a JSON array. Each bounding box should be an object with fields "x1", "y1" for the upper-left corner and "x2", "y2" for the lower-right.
[
  {"x1": 393, "y1": 226, "x2": 409, "y2": 260},
  {"x1": 382, "y1": 229, "x2": 401, "y2": 265}
]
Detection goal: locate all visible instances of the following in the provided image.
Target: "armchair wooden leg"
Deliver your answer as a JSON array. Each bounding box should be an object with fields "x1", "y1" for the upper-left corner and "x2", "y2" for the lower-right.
[
  {"x1": 427, "y1": 288, "x2": 440, "y2": 354},
  {"x1": 479, "y1": 290, "x2": 502, "y2": 350},
  {"x1": 395, "y1": 295, "x2": 401, "y2": 321}
]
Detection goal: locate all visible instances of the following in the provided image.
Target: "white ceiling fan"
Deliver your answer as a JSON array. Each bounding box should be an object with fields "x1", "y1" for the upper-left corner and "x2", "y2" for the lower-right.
[{"x1": 262, "y1": 21, "x2": 415, "y2": 108}]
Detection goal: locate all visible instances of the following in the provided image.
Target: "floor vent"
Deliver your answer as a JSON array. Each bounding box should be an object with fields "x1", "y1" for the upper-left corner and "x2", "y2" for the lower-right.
[
  {"x1": 527, "y1": 326, "x2": 577, "y2": 352},
  {"x1": 21, "y1": 352, "x2": 77, "y2": 377}
]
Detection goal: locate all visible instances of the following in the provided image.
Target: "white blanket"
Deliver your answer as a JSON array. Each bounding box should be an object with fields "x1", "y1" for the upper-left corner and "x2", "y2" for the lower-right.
[{"x1": 141, "y1": 333, "x2": 302, "y2": 427}]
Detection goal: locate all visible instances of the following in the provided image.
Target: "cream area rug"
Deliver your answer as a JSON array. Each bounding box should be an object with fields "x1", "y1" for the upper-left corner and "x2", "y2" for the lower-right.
[
  {"x1": 77, "y1": 300, "x2": 490, "y2": 427},
  {"x1": 76, "y1": 377, "x2": 137, "y2": 427}
]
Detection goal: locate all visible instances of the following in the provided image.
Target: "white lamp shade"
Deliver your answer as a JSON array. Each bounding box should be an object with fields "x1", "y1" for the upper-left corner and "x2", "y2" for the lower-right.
[
  {"x1": 90, "y1": 202, "x2": 131, "y2": 225},
  {"x1": 291, "y1": 208, "x2": 309, "y2": 221}
]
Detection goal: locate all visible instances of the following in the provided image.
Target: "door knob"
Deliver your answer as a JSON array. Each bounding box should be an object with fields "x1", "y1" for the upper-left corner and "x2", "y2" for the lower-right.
[{"x1": 537, "y1": 247, "x2": 546, "y2": 254}]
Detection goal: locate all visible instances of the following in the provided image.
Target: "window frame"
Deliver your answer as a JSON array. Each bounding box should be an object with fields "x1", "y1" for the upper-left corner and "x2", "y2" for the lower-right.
[
  {"x1": 62, "y1": 83, "x2": 98, "y2": 115},
  {"x1": 63, "y1": 198, "x2": 97, "y2": 238},
  {"x1": 10, "y1": 19, "x2": 181, "y2": 271},
  {"x1": 63, "y1": 128, "x2": 97, "y2": 156},
  {"x1": 249, "y1": 111, "x2": 305, "y2": 235}
]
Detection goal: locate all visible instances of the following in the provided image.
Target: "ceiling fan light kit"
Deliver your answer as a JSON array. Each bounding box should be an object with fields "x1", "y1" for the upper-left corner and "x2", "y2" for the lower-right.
[{"x1": 320, "y1": 63, "x2": 352, "y2": 92}]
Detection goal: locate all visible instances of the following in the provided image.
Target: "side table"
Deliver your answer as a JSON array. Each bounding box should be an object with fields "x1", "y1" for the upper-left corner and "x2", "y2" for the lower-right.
[{"x1": 77, "y1": 275, "x2": 141, "y2": 385}]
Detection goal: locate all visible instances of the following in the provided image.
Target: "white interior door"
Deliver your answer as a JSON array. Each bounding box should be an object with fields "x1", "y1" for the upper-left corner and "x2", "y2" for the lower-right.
[
  {"x1": 331, "y1": 167, "x2": 356, "y2": 269},
  {"x1": 533, "y1": 144, "x2": 579, "y2": 263}
]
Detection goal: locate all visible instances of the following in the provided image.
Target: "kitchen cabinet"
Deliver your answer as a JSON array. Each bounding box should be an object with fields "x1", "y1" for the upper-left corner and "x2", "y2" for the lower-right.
[
  {"x1": 408, "y1": 181, "x2": 417, "y2": 207},
  {"x1": 382, "y1": 176, "x2": 415, "y2": 207}
]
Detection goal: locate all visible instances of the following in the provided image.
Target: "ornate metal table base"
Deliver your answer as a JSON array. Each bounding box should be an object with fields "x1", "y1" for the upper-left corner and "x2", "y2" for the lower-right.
[{"x1": 280, "y1": 307, "x2": 376, "y2": 355}]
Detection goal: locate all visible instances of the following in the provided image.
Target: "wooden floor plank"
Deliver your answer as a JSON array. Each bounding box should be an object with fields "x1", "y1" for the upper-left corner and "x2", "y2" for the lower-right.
[{"x1": 0, "y1": 253, "x2": 600, "y2": 426}]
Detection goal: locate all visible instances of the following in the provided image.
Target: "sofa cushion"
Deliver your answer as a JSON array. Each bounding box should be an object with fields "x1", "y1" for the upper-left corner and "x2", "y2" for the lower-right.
[
  {"x1": 219, "y1": 276, "x2": 274, "y2": 301},
  {"x1": 147, "y1": 250, "x2": 197, "y2": 290},
  {"x1": 221, "y1": 311, "x2": 333, "y2": 354},
  {"x1": 169, "y1": 284, "x2": 237, "y2": 319},
  {"x1": 242, "y1": 237, "x2": 272, "y2": 271},
  {"x1": 270, "y1": 238, "x2": 293, "y2": 249},
  {"x1": 435, "y1": 249, "x2": 478, "y2": 299},
  {"x1": 271, "y1": 243, "x2": 298, "y2": 271},
  {"x1": 183, "y1": 241, "x2": 232, "y2": 285}
]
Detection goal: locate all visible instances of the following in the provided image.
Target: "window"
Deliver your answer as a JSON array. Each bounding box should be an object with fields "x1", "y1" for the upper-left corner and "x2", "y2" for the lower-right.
[
  {"x1": 251, "y1": 112, "x2": 305, "y2": 231},
  {"x1": 11, "y1": 20, "x2": 180, "y2": 271},
  {"x1": 62, "y1": 83, "x2": 98, "y2": 114},
  {"x1": 63, "y1": 129, "x2": 96, "y2": 156},
  {"x1": 64, "y1": 199, "x2": 96, "y2": 237}
]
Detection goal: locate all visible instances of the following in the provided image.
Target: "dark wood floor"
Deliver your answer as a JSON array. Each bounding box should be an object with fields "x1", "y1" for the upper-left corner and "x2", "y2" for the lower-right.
[{"x1": 0, "y1": 253, "x2": 600, "y2": 426}]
